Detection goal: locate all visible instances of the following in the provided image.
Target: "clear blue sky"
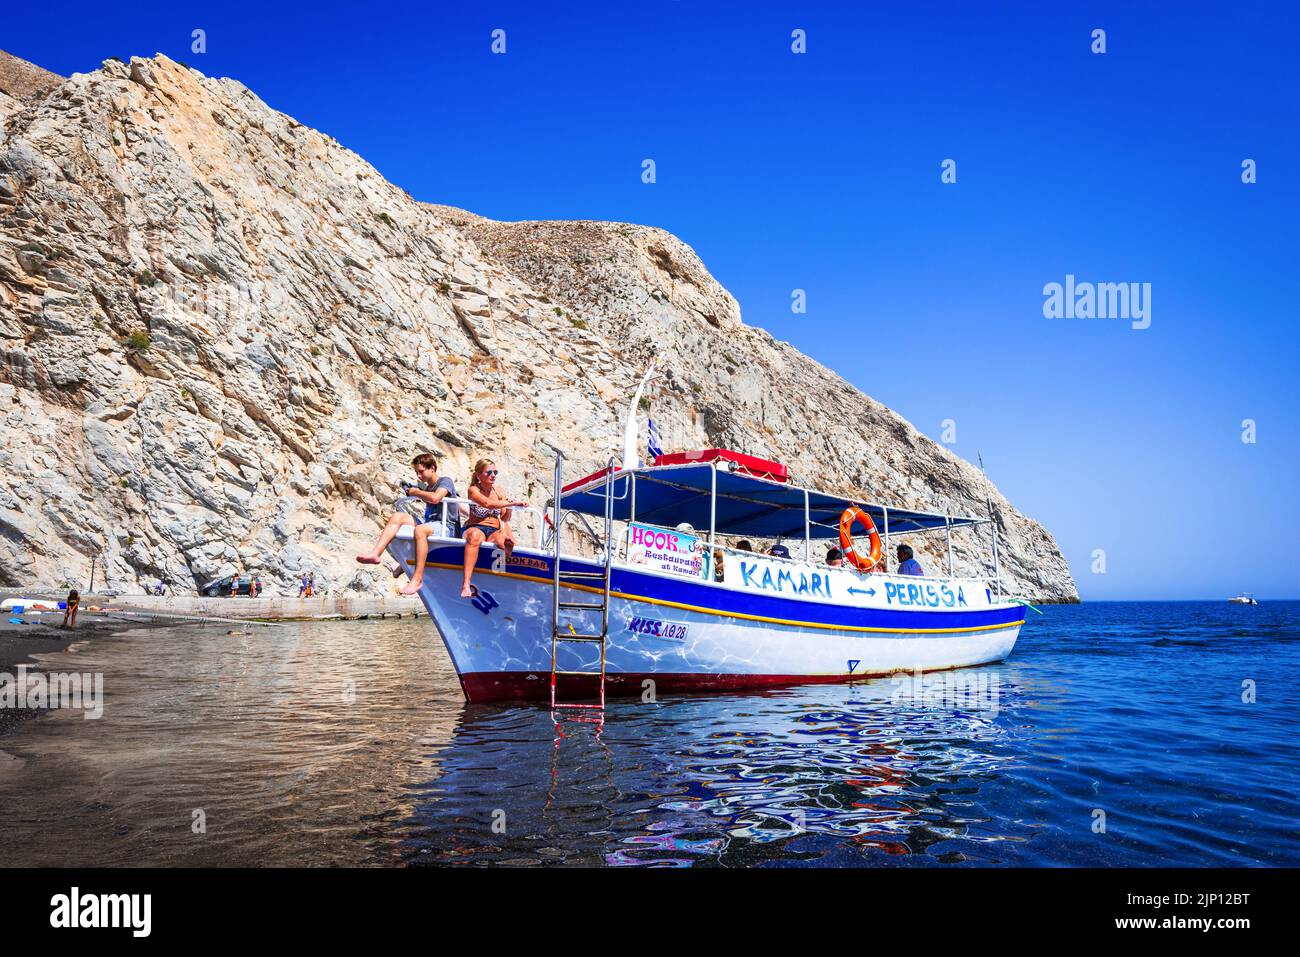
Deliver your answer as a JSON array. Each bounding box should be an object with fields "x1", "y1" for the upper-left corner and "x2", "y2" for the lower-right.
[{"x1": 8, "y1": 2, "x2": 1298, "y2": 599}]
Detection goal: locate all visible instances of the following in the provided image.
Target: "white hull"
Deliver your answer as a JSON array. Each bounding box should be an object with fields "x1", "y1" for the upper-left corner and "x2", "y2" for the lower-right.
[{"x1": 389, "y1": 534, "x2": 1023, "y2": 702}]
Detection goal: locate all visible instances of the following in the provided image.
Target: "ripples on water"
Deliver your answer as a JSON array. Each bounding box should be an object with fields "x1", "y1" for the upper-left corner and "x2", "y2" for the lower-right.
[{"x1": 0, "y1": 602, "x2": 1296, "y2": 867}]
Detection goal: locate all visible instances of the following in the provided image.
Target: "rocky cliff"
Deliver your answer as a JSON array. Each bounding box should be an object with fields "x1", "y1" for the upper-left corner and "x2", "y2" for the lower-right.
[
  {"x1": 0, "y1": 52, "x2": 1078, "y2": 600},
  {"x1": 0, "y1": 50, "x2": 61, "y2": 103}
]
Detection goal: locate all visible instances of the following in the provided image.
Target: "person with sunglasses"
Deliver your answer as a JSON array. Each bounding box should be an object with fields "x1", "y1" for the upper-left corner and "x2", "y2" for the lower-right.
[{"x1": 458, "y1": 458, "x2": 529, "y2": 598}]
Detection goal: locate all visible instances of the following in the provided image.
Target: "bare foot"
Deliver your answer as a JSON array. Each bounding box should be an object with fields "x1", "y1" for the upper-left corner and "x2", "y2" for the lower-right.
[
  {"x1": 356, "y1": 554, "x2": 381, "y2": 565},
  {"x1": 399, "y1": 579, "x2": 423, "y2": 596},
  {"x1": 460, "y1": 584, "x2": 475, "y2": 598}
]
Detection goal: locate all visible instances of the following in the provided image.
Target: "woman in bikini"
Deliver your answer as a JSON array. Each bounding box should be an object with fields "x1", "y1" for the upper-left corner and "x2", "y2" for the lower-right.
[
  {"x1": 459, "y1": 458, "x2": 529, "y2": 598},
  {"x1": 62, "y1": 588, "x2": 80, "y2": 629}
]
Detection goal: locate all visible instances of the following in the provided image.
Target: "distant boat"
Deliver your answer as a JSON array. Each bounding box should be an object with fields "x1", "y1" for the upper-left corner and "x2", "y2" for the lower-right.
[{"x1": 1229, "y1": 593, "x2": 1258, "y2": 605}]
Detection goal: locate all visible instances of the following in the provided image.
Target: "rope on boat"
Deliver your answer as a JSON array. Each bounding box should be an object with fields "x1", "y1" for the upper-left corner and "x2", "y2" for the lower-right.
[{"x1": 1005, "y1": 595, "x2": 1045, "y2": 615}]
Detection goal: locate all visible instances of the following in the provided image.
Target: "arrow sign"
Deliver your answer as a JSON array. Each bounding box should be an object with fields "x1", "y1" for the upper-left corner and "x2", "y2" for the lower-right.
[{"x1": 847, "y1": 587, "x2": 877, "y2": 597}]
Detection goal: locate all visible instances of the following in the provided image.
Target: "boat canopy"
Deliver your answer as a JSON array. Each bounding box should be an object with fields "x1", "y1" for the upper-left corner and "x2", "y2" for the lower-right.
[{"x1": 560, "y1": 462, "x2": 988, "y2": 541}]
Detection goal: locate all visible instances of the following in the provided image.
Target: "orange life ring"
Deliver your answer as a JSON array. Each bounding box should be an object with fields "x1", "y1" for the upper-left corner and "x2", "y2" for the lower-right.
[{"x1": 839, "y1": 506, "x2": 883, "y2": 572}]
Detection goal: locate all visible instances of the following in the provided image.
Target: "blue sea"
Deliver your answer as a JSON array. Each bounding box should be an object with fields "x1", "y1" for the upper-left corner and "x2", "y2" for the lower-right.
[{"x1": 0, "y1": 601, "x2": 1295, "y2": 866}]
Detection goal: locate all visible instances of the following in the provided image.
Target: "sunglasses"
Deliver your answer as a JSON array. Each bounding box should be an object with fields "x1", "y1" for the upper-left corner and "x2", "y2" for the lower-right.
[{"x1": 484, "y1": 469, "x2": 499, "y2": 477}]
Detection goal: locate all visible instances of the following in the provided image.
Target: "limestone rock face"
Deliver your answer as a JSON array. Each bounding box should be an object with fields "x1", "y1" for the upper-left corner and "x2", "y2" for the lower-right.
[{"x1": 0, "y1": 53, "x2": 1077, "y2": 600}]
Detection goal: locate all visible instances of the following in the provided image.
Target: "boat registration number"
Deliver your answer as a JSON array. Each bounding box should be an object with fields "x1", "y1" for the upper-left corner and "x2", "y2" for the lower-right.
[{"x1": 627, "y1": 616, "x2": 689, "y2": 641}]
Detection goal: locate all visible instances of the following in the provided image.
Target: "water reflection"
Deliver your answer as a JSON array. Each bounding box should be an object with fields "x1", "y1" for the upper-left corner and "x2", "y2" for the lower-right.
[
  {"x1": 0, "y1": 617, "x2": 1032, "y2": 866},
  {"x1": 3, "y1": 605, "x2": 1294, "y2": 867},
  {"x1": 401, "y1": 671, "x2": 1027, "y2": 867}
]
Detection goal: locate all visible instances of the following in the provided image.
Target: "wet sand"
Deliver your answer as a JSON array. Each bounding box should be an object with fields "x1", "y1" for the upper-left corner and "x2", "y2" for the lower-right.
[
  {"x1": 2, "y1": 614, "x2": 94, "y2": 666},
  {"x1": 0, "y1": 613, "x2": 171, "y2": 737}
]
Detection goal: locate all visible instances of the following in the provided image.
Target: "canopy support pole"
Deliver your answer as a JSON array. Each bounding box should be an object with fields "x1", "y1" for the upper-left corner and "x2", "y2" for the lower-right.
[
  {"x1": 628, "y1": 472, "x2": 637, "y2": 562},
  {"x1": 708, "y1": 461, "x2": 717, "y2": 552},
  {"x1": 803, "y1": 489, "x2": 811, "y2": 561},
  {"x1": 882, "y1": 506, "x2": 890, "y2": 573},
  {"x1": 945, "y1": 512, "x2": 954, "y2": 576}
]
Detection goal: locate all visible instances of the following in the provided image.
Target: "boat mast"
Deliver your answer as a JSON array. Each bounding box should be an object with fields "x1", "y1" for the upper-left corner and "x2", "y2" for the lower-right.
[
  {"x1": 978, "y1": 452, "x2": 1002, "y2": 598},
  {"x1": 620, "y1": 358, "x2": 657, "y2": 471}
]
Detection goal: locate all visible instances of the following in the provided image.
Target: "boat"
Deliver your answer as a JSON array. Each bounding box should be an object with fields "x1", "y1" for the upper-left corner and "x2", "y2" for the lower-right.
[
  {"x1": 387, "y1": 446, "x2": 1024, "y2": 706},
  {"x1": 1229, "y1": 593, "x2": 1258, "y2": 605}
]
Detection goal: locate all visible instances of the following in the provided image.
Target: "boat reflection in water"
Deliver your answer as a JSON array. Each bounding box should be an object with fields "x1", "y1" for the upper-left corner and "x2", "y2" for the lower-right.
[{"x1": 401, "y1": 665, "x2": 1028, "y2": 867}]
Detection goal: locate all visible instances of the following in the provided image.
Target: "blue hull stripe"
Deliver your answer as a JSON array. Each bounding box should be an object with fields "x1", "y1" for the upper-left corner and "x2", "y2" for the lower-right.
[{"x1": 427, "y1": 546, "x2": 1022, "y2": 632}]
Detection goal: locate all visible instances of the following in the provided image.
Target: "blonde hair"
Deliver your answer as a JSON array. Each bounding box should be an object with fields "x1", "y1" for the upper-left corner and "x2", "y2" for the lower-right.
[{"x1": 470, "y1": 458, "x2": 495, "y2": 489}]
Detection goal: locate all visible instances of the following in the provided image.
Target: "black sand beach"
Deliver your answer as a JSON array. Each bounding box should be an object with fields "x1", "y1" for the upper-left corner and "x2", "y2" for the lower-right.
[{"x1": 0, "y1": 613, "x2": 171, "y2": 737}]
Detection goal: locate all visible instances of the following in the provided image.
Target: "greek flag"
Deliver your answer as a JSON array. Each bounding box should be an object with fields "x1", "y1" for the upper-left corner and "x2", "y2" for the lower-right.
[{"x1": 647, "y1": 418, "x2": 663, "y2": 459}]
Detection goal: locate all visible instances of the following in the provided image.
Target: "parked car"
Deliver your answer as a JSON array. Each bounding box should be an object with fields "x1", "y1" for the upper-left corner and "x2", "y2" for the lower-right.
[{"x1": 200, "y1": 575, "x2": 263, "y2": 597}]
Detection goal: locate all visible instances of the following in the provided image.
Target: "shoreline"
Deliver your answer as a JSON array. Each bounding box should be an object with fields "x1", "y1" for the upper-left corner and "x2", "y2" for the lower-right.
[
  {"x1": 0, "y1": 596, "x2": 424, "y2": 738},
  {"x1": 0, "y1": 592, "x2": 423, "y2": 622},
  {"x1": 0, "y1": 613, "x2": 164, "y2": 738}
]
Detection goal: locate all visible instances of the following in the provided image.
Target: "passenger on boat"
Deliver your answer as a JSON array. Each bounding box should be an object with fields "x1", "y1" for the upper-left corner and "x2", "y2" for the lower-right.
[
  {"x1": 459, "y1": 458, "x2": 528, "y2": 599},
  {"x1": 896, "y1": 544, "x2": 924, "y2": 576},
  {"x1": 735, "y1": 539, "x2": 754, "y2": 554},
  {"x1": 713, "y1": 548, "x2": 725, "y2": 582},
  {"x1": 825, "y1": 547, "x2": 844, "y2": 568},
  {"x1": 357, "y1": 455, "x2": 458, "y2": 590},
  {"x1": 768, "y1": 543, "x2": 790, "y2": 559}
]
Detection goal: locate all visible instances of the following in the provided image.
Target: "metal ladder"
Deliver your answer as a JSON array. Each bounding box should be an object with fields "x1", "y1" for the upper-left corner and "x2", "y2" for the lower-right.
[{"x1": 549, "y1": 453, "x2": 616, "y2": 712}]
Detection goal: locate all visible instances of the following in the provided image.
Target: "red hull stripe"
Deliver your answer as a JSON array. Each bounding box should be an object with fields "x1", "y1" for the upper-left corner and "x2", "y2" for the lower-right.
[{"x1": 459, "y1": 667, "x2": 983, "y2": 703}]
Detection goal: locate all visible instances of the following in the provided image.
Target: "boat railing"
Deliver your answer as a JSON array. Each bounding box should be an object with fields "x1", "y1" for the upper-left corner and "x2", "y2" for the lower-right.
[
  {"x1": 615, "y1": 518, "x2": 996, "y2": 589},
  {"x1": 543, "y1": 507, "x2": 606, "y2": 558},
  {"x1": 396, "y1": 454, "x2": 1004, "y2": 593},
  {"x1": 394, "y1": 495, "x2": 552, "y2": 549},
  {"x1": 713, "y1": 543, "x2": 993, "y2": 587}
]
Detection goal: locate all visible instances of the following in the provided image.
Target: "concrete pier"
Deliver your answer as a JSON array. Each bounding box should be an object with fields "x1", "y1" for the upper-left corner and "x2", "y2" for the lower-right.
[{"x1": 2, "y1": 592, "x2": 423, "y2": 622}]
